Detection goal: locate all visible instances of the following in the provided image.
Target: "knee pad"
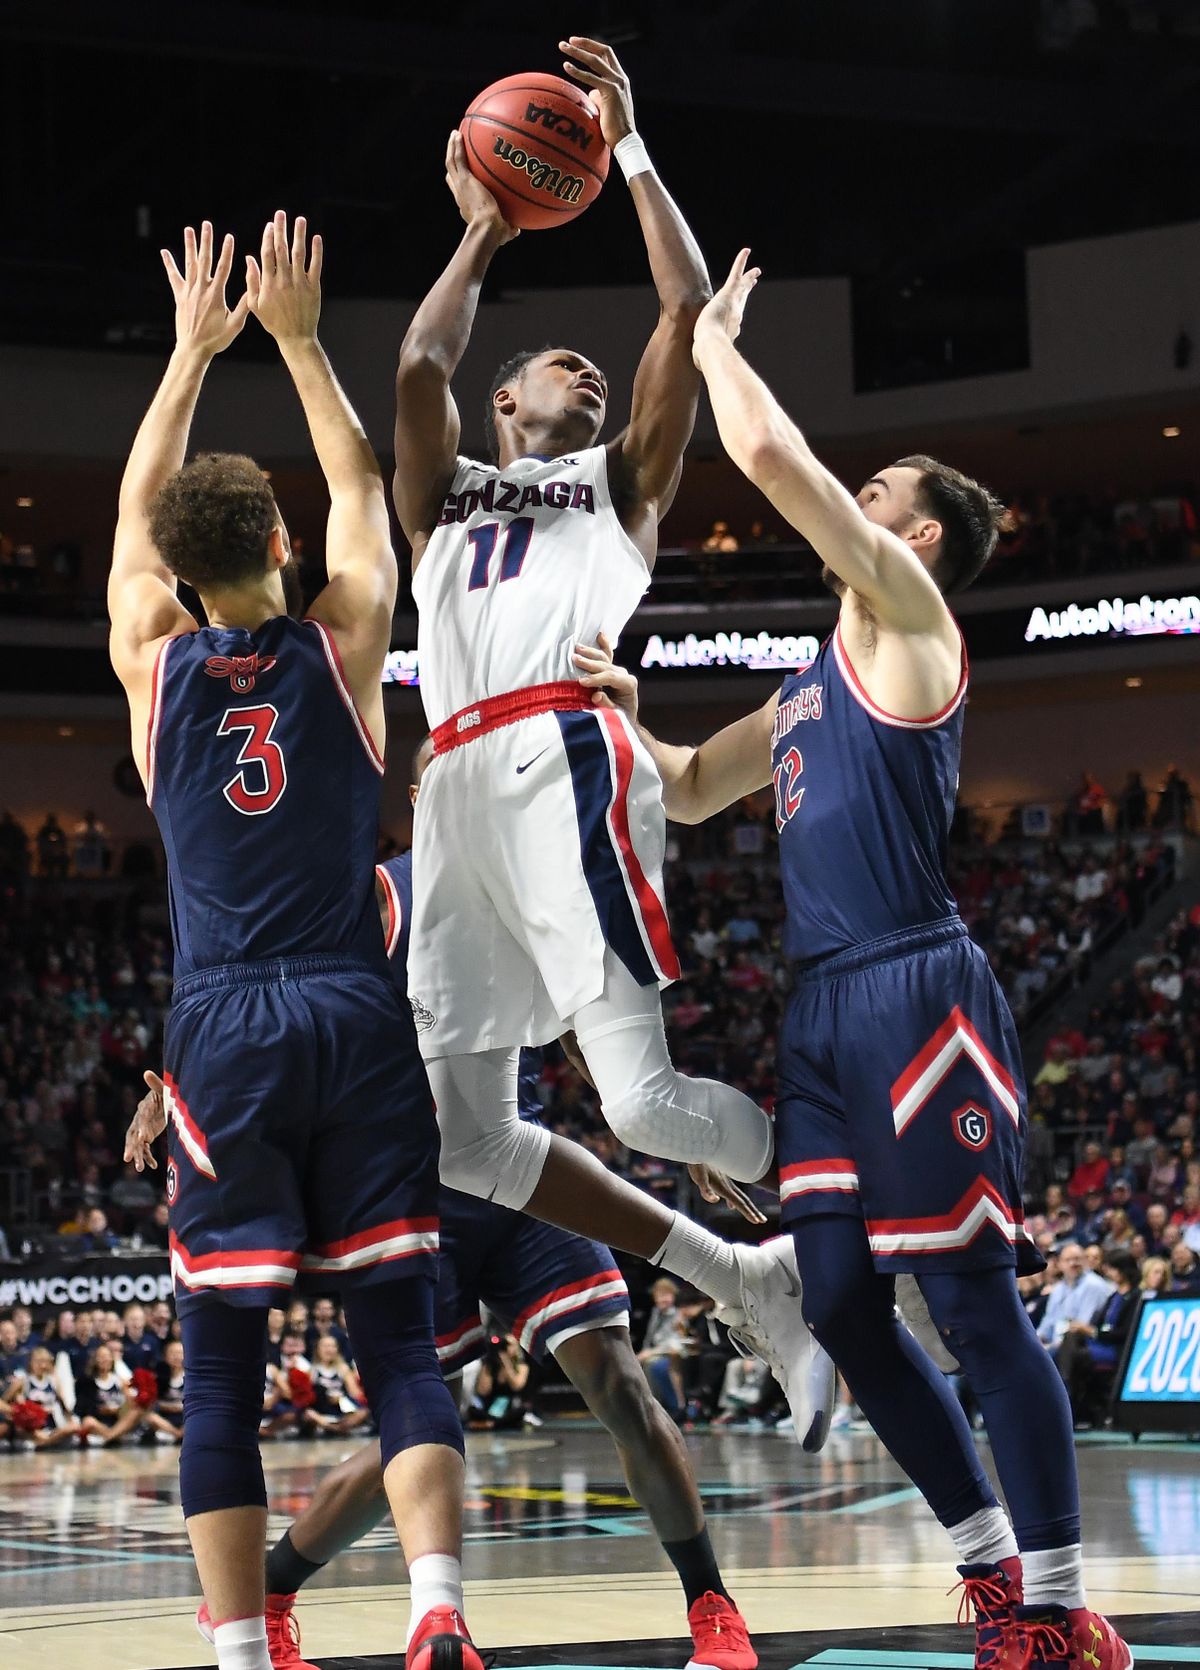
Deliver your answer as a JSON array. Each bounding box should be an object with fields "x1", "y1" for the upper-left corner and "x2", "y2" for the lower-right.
[
  {"x1": 426, "y1": 1051, "x2": 551, "y2": 1210},
  {"x1": 344, "y1": 1279, "x2": 465, "y2": 1469},
  {"x1": 436, "y1": 1111, "x2": 551, "y2": 1210},
  {"x1": 179, "y1": 1303, "x2": 268, "y2": 1517}
]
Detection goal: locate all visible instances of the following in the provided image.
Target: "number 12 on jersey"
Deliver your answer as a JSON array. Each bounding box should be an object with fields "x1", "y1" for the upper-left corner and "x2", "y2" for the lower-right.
[{"x1": 467, "y1": 516, "x2": 535, "y2": 592}]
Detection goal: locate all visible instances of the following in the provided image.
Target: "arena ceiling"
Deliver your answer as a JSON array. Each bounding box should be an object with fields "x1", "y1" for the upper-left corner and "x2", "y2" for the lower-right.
[{"x1": 2, "y1": 0, "x2": 1200, "y2": 352}]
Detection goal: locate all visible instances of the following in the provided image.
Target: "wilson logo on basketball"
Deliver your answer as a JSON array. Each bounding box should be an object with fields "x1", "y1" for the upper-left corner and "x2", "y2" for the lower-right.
[
  {"x1": 204, "y1": 653, "x2": 277, "y2": 694},
  {"x1": 523, "y1": 101, "x2": 595, "y2": 151},
  {"x1": 491, "y1": 138, "x2": 585, "y2": 205}
]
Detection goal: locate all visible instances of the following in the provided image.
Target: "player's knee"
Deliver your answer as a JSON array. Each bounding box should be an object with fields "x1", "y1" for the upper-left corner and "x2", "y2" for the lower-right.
[
  {"x1": 437, "y1": 1116, "x2": 548, "y2": 1211},
  {"x1": 344, "y1": 1280, "x2": 465, "y2": 1469},
  {"x1": 919, "y1": 1269, "x2": 1027, "y2": 1367},
  {"x1": 178, "y1": 1303, "x2": 269, "y2": 1516},
  {"x1": 570, "y1": 1342, "x2": 659, "y2": 1447}
]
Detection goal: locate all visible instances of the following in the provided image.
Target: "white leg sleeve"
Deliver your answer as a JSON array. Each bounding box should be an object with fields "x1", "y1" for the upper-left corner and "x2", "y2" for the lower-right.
[
  {"x1": 425, "y1": 1048, "x2": 553, "y2": 1212},
  {"x1": 572, "y1": 949, "x2": 775, "y2": 1183}
]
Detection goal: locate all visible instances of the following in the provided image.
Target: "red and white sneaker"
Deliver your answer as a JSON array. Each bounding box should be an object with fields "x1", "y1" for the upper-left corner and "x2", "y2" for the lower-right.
[
  {"x1": 406, "y1": 1605, "x2": 485, "y2": 1670},
  {"x1": 685, "y1": 1591, "x2": 758, "y2": 1670},
  {"x1": 1014, "y1": 1604, "x2": 1134, "y2": 1669},
  {"x1": 195, "y1": 1593, "x2": 318, "y2": 1669},
  {"x1": 954, "y1": 1558, "x2": 1023, "y2": 1669}
]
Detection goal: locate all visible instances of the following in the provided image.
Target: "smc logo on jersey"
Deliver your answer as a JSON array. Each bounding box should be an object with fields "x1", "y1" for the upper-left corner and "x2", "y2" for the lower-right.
[
  {"x1": 438, "y1": 476, "x2": 597, "y2": 525},
  {"x1": 204, "y1": 652, "x2": 277, "y2": 693}
]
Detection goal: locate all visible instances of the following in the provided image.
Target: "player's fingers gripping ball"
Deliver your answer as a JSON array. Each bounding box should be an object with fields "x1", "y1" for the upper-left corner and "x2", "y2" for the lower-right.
[{"x1": 460, "y1": 72, "x2": 609, "y2": 229}]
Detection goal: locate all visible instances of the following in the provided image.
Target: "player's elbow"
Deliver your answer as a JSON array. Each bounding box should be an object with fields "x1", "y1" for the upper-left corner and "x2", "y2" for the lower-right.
[
  {"x1": 660, "y1": 286, "x2": 712, "y2": 327},
  {"x1": 396, "y1": 338, "x2": 452, "y2": 387}
]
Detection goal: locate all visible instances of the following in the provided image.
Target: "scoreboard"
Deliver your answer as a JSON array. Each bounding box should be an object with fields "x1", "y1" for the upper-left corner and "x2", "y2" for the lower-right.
[{"x1": 1113, "y1": 1296, "x2": 1200, "y2": 1436}]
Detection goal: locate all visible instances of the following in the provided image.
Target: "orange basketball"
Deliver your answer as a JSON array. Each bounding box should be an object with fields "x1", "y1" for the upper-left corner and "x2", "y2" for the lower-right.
[{"x1": 460, "y1": 72, "x2": 609, "y2": 230}]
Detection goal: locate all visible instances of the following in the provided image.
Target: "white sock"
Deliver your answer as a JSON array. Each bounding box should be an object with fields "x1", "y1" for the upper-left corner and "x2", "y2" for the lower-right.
[
  {"x1": 650, "y1": 1213, "x2": 743, "y2": 1309},
  {"x1": 213, "y1": 1616, "x2": 272, "y2": 1670},
  {"x1": 406, "y1": 1552, "x2": 465, "y2": 1647},
  {"x1": 1021, "y1": 1544, "x2": 1086, "y2": 1610},
  {"x1": 947, "y1": 1504, "x2": 1019, "y2": 1568}
]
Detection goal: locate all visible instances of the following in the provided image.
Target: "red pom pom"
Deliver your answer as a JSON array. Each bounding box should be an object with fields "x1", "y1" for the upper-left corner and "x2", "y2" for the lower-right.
[
  {"x1": 286, "y1": 1366, "x2": 316, "y2": 1410},
  {"x1": 11, "y1": 1399, "x2": 49, "y2": 1433},
  {"x1": 132, "y1": 1368, "x2": 159, "y2": 1408}
]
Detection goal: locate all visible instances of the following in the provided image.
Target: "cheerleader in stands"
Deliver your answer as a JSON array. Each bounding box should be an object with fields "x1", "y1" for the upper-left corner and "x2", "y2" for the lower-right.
[
  {"x1": 77, "y1": 1343, "x2": 148, "y2": 1446},
  {"x1": 9, "y1": 1345, "x2": 82, "y2": 1449},
  {"x1": 145, "y1": 1339, "x2": 187, "y2": 1444},
  {"x1": 302, "y1": 1334, "x2": 370, "y2": 1437}
]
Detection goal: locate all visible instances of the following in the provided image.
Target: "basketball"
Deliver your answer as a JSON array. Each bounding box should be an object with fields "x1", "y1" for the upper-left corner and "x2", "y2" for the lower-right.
[{"x1": 460, "y1": 72, "x2": 610, "y2": 230}]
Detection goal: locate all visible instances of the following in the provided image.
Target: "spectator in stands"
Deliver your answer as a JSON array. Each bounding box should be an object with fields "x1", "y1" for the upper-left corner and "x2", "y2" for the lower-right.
[
  {"x1": 1173, "y1": 1184, "x2": 1200, "y2": 1252},
  {"x1": 261, "y1": 1330, "x2": 311, "y2": 1439},
  {"x1": 700, "y1": 519, "x2": 738, "y2": 553},
  {"x1": 141, "y1": 1200, "x2": 171, "y2": 1250},
  {"x1": 1066, "y1": 772, "x2": 1107, "y2": 836},
  {"x1": 638, "y1": 1276, "x2": 689, "y2": 1417},
  {"x1": 0, "y1": 810, "x2": 30, "y2": 884},
  {"x1": 109, "y1": 1160, "x2": 158, "y2": 1228},
  {"x1": 1116, "y1": 770, "x2": 1148, "y2": 833},
  {"x1": 1052, "y1": 1251, "x2": 1140, "y2": 1425},
  {"x1": 35, "y1": 813, "x2": 69, "y2": 879},
  {"x1": 1037, "y1": 1242, "x2": 1115, "y2": 1358},
  {"x1": 1144, "y1": 1202, "x2": 1170, "y2": 1257},
  {"x1": 1154, "y1": 765, "x2": 1194, "y2": 830},
  {"x1": 1126, "y1": 1116, "x2": 1161, "y2": 1185},
  {"x1": 1169, "y1": 1242, "x2": 1200, "y2": 1294},
  {"x1": 61, "y1": 1309, "x2": 96, "y2": 1379},
  {"x1": 0, "y1": 1316, "x2": 30, "y2": 1381},
  {"x1": 72, "y1": 812, "x2": 111, "y2": 879},
  {"x1": 1068, "y1": 1141, "x2": 1110, "y2": 1201},
  {"x1": 1141, "y1": 1257, "x2": 1172, "y2": 1296},
  {"x1": 1073, "y1": 854, "x2": 1109, "y2": 905},
  {"x1": 305, "y1": 1296, "x2": 352, "y2": 1363},
  {"x1": 120, "y1": 1303, "x2": 160, "y2": 1372},
  {"x1": 77, "y1": 1206, "x2": 118, "y2": 1253}
]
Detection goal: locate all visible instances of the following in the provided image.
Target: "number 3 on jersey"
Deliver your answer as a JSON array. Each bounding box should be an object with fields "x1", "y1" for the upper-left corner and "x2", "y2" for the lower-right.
[
  {"x1": 773, "y1": 746, "x2": 805, "y2": 832},
  {"x1": 217, "y1": 705, "x2": 287, "y2": 816}
]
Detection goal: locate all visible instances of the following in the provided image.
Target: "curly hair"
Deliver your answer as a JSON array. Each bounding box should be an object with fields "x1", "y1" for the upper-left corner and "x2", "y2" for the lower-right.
[
  {"x1": 892, "y1": 454, "x2": 1006, "y2": 594},
  {"x1": 149, "y1": 453, "x2": 279, "y2": 590},
  {"x1": 483, "y1": 347, "x2": 552, "y2": 463}
]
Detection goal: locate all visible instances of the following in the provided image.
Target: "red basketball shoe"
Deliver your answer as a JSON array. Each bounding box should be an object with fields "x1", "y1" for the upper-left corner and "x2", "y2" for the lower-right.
[
  {"x1": 685, "y1": 1591, "x2": 758, "y2": 1670},
  {"x1": 1014, "y1": 1605, "x2": 1133, "y2": 1669},
  {"x1": 406, "y1": 1605, "x2": 485, "y2": 1670},
  {"x1": 195, "y1": 1593, "x2": 318, "y2": 1670},
  {"x1": 955, "y1": 1558, "x2": 1023, "y2": 1669}
]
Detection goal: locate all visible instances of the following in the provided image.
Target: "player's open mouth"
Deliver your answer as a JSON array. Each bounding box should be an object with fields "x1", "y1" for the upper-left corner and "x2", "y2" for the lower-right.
[{"x1": 574, "y1": 378, "x2": 604, "y2": 403}]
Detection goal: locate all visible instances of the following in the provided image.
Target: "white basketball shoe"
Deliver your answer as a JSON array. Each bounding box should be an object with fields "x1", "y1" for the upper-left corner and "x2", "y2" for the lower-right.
[{"x1": 720, "y1": 1235, "x2": 837, "y2": 1451}]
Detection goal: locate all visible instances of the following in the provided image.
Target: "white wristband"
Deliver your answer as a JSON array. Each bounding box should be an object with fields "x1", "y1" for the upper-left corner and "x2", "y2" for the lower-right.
[{"x1": 613, "y1": 132, "x2": 653, "y2": 182}]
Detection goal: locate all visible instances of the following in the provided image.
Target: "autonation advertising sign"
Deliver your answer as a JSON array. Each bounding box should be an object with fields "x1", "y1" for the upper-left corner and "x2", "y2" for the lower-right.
[
  {"x1": 1024, "y1": 592, "x2": 1200, "y2": 644},
  {"x1": 638, "y1": 630, "x2": 820, "y2": 672}
]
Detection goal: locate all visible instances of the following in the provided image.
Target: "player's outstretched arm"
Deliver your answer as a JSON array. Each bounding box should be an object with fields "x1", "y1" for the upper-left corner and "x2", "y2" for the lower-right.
[
  {"x1": 109, "y1": 223, "x2": 248, "y2": 677},
  {"x1": 563, "y1": 39, "x2": 711, "y2": 551},
  {"x1": 694, "y1": 250, "x2": 950, "y2": 636},
  {"x1": 573, "y1": 635, "x2": 775, "y2": 824},
  {"x1": 395, "y1": 135, "x2": 519, "y2": 559},
  {"x1": 249, "y1": 213, "x2": 394, "y2": 699}
]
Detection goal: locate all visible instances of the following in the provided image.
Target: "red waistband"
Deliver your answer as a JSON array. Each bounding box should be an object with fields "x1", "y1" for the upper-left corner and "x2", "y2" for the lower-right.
[{"x1": 430, "y1": 682, "x2": 594, "y2": 754}]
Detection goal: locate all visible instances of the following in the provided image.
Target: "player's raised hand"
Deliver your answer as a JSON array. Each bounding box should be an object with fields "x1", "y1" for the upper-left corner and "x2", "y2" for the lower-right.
[
  {"x1": 560, "y1": 37, "x2": 634, "y2": 148},
  {"x1": 245, "y1": 211, "x2": 323, "y2": 345},
  {"x1": 693, "y1": 248, "x2": 762, "y2": 366},
  {"x1": 444, "y1": 131, "x2": 520, "y2": 243},
  {"x1": 573, "y1": 632, "x2": 639, "y2": 721},
  {"x1": 124, "y1": 1070, "x2": 167, "y2": 1173},
  {"x1": 161, "y1": 222, "x2": 249, "y2": 357}
]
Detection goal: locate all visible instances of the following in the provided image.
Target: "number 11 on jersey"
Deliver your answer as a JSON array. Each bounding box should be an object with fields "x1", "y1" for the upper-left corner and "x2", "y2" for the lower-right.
[{"x1": 467, "y1": 517, "x2": 535, "y2": 592}]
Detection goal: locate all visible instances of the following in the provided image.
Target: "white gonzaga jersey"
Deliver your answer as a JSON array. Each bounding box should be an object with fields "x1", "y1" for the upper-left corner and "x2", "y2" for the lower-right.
[{"x1": 413, "y1": 446, "x2": 650, "y2": 728}]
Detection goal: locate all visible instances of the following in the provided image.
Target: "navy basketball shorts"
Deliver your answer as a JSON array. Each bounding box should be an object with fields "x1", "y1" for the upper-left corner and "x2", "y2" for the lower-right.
[
  {"x1": 433, "y1": 1187, "x2": 629, "y2": 1372},
  {"x1": 164, "y1": 955, "x2": 439, "y2": 1315},
  {"x1": 776, "y1": 919, "x2": 1039, "y2": 1275}
]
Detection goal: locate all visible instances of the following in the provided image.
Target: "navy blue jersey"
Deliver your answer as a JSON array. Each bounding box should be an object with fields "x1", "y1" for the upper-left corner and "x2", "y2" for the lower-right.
[
  {"x1": 148, "y1": 616, "x2": 385, "y2": 978},
  {"x1": 377, "y1": 852, "x2": 545, "y2": 1113},
  {"x1": 772, "y1": 622, "x2": 967, "y2": 963}
]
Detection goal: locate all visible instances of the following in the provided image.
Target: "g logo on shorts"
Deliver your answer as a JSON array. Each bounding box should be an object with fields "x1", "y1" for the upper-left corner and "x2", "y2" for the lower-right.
[
  {"x1": 953, "y1": 1104, "x2": 992, "y2": 1152},
  {"x1": 166, "y1": 1158, "x2": 179, "y2": 1204}
]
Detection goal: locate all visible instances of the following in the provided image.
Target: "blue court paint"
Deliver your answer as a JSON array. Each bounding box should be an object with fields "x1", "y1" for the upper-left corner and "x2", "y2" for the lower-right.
[
  {"x1": 828, "y1": 1487, "x2": 925, "y2": 1516},
  {"x1": 0, "y1": 1536, "x2": 193, "y2": 1564},
  {"x1": 795, "y1": 1648, "x2": 1200, "y2": 1668}
]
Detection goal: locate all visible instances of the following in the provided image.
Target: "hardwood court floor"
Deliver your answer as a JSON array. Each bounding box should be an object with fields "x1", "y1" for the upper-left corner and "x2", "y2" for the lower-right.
[{"x1": 0, "y1": 1422, "x2": 1197, "y2": 1669}]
